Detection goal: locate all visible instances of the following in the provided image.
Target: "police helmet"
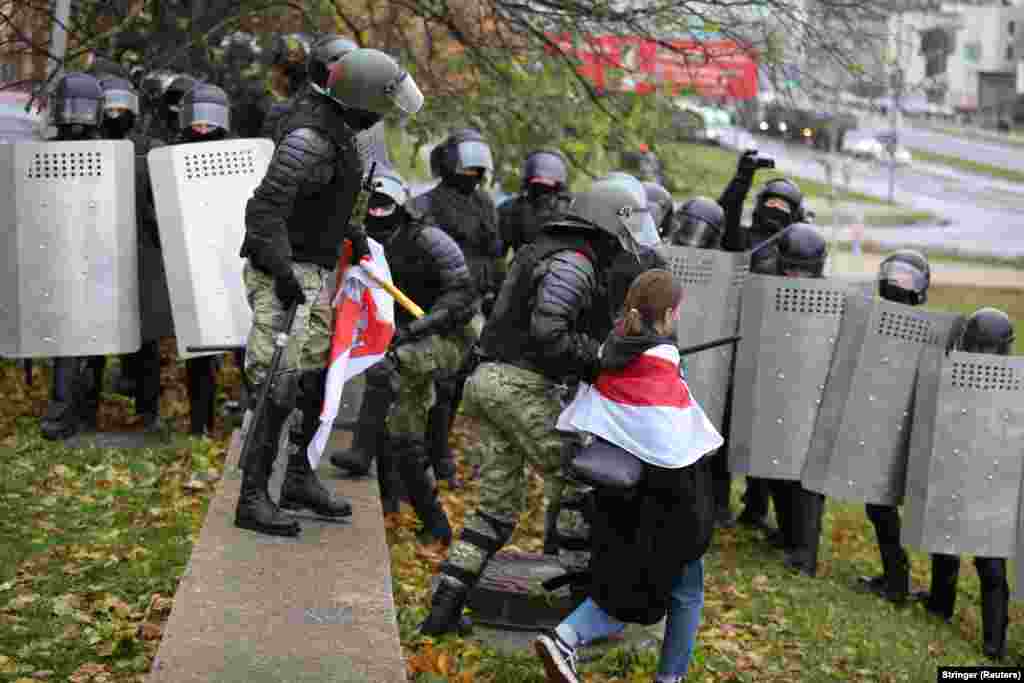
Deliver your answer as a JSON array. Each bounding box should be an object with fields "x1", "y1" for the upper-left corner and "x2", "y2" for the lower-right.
[
  {"x1": 564, "y1": 173, "x2": 660, "y2": 256},
  {"x1": 878, "y1": 249, "x2": 930, "y2": 306},
  {"x1": 776, "y1": 222, "x2": 827, "y2": 277},
  {"x1": 959, "y1": 308, "x2": 1015, "y2": 356},
  {"x1": 163, "y1": 75, "x2": 198, "y2": 125},
  {"x1": 670, "y1": 197, "x2": 725, "y2": 248},
  {"x1": 433, "y1": 128, "x2": 493, "y2": 179},
  {"x1": 307, "y1": 34, "x2": 359, "y2": 90},
  {"x1": 367, "y1": 167, "x2": 411, "y2": 206},
  {"x1": 49, "y1": 72, "x2": 104, "y2": 127},
  {"x1": 522, "y1": 150, "x2": 568, "y2": 192},
  {"x1": 753, "y1": 178, "x2": 804, "y2": 231},
  {"x1": 99, "y1": 77, "x2": 140, "y2": 119},
  {"x1": 221, "y1": 32, "x2": 261, "y2": 64},
  {"x1": 642, "y1": 182, "x2": 674, "y2": 233},
  {"x1": 179, "y1": 83, "x2": 231, "y2": 135},
  {"x1": 314, "y1": 48, "x2": 423, "y2": 122}
]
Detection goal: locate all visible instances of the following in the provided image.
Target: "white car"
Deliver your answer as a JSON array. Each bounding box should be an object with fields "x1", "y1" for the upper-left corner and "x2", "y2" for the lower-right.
[{"x1": 844, "y1": 137, "x2": 912, "y2": 165}]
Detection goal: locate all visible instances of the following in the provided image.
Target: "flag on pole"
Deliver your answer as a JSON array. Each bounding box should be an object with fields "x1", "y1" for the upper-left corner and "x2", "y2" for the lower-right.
[
  {"x1": 306, "y1": 238, "x2": 395, "y2": 469},
  {"x1": 556, "y1": 344, "x2": 723, "y2": 469}
]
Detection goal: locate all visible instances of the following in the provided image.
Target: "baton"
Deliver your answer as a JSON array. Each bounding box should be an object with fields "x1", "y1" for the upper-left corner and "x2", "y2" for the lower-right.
[
  {"x1": 678, "y1": 335, "x2": 741, "y2": 357},
  {"x1": 186, "y1": 345, "x2": 244, "y2": 353},
  {"x1": 238, "y1": 302, "x2": 299, "y2": 471}
]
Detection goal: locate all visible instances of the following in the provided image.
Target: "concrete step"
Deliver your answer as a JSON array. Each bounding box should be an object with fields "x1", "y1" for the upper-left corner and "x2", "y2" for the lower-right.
[{"x1": 148, "y1": 428, "x2": 406, "y2": 683}]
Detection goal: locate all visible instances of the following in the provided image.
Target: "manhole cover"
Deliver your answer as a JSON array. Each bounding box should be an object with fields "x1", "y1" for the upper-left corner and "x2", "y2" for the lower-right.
[{"x1": 467, "y1": 552, "x2": 582, "y2": 631}]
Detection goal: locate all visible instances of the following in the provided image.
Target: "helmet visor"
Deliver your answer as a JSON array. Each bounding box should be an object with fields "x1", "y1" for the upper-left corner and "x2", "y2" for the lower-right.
[
  {"x1": 454, "y1": 140, "x2": 494, "y2": 174},
  {"x1": 621, "y1": 207, "x2": 660, "y2": 251},
  {"x1": 369, "y1": 174, "x2": 409, "y2": 205},
  {"x1": 385, "y1": 71, "x2": 423, "y2": 114},
  {"x1": 52, "y1": 97, "x2": 102, "y2": 126},
  {"x1": 180, "y1": 102, "x2": 230, "y2": 131},
  {"x1": 879, "y1": 260, "x2": 926, "y2": 294},
  {"x1": 102, "y1": 89, "x2": 140, "y2": 117}
]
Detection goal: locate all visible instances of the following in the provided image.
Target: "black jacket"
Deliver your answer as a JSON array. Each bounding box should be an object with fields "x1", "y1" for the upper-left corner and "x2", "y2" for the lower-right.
[
  {"x1": 382, "y1": 219, "x2": 477, "y2": 330},
  {"x1": 497, "y1": 193, "x2": 562, "y2": 254},
  {"x1": 240, "y1": 92, "x2": 365, "y2": 277},
  {"x1": 718, "y1": 171, "x2": 777, "y2": 272},
  {"x1": 585, "y1": 332, "x2": 715, "y2": 625},
  {"x1": 480, "y1": 227, "x2": 607, "y2": 383},
  {"x1": 407, "y1": 183, "x2": 503, "y2": 295}
]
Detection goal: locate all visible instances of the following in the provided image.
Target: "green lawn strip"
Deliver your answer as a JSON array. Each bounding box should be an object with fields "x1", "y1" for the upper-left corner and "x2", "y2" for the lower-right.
[
  {"x1": 390, "y1": 284, "x2": 1023, "y2": 681},
  {"x1": 907, "y1": 146, "x2": 1024, "y2": 185},
  {"x1": 813, "y1": 208, "x2": 939, "y2": 227},
  {"x1": 0, "y1": 422, "x2": 223, "y2": 681}
]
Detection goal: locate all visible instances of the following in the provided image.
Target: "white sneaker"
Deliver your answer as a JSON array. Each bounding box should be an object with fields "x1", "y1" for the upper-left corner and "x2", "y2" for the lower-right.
[{"x1": 534, "y1": 630, "x2": 580, "y2": 683}]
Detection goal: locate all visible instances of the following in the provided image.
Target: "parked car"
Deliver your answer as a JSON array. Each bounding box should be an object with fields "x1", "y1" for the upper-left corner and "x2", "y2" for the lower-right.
[{"x1": 844, "y1": 135, "x2": 912, "y2": 165}]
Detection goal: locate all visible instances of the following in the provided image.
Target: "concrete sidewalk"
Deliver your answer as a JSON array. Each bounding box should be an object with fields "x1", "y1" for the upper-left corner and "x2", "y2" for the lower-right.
[{"x1": 148, "y1": 429, "x2": 406, "y2": 683}]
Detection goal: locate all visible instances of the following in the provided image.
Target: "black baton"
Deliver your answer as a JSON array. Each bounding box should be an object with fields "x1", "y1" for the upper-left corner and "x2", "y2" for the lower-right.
[
  {"x1": 186, "y1": 345, "x2": 245, "y2": 353},
  {"x1": 238, "y1": 303, "x2": 300, "y2": 471},
  {"x1": 678, "y1": 335, "x2": 741, "y2": 356}
]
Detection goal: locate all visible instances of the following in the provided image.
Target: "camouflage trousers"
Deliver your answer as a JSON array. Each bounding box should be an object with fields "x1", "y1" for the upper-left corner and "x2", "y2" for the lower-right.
[
  {"x1": 444, "y1": 362, "x2": 591, "y2": 582},
  {"x1": 242, "y1": 260, "x2": 335, "y2": 400},
  {"x1": 387, "y1": 314, "x2": 484, "y2": 443}
]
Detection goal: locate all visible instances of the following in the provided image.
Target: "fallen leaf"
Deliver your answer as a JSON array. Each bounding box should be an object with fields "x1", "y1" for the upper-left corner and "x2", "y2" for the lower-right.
[
  {"x1": 32, "y1": 672, "x2": 54, "y2": 680},
  {"x1": 137, "y1": 623, "x2": 162, "y2": 640},
  {"x1": 100, "y1": 596, "x2": 131, "y2": 618}
]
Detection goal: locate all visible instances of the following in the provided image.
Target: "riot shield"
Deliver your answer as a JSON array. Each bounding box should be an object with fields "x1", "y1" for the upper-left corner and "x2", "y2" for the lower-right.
[
  {"x1": 661, "y1": 245, "x2": 749, "y2": 431},
  {"x1": 148, "y1": 138, "x2": 274, "y2": 359},
  {"x1": 802, "y1": 295, "x2": 962, "y2": 505},
  {"x1": 729, "y1": 275, "x2": 853, "y2": 480},
  {"x1": 902, "y1": 348, "x2": 1024, "y2": 558},
  {"x1": 0, "y1": 140, "x2": 140, "y2": 357}
]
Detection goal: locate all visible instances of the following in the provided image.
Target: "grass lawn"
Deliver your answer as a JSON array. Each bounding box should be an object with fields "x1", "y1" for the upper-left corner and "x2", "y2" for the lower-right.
[
  {"x1": 908, "y1": 147, "x2": 1024, "y2": 185},
  {"x1": 2, "y1": 287, "x2": 1022, "y2": 682},
  {"x1": 813, "y1": 207, "x2": 938, "y2": 228}
]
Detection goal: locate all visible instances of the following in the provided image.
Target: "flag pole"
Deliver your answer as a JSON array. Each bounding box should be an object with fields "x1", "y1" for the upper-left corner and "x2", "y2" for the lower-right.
[{"x1": 357, "y1": 258, "x2": 425, "y2": 319}]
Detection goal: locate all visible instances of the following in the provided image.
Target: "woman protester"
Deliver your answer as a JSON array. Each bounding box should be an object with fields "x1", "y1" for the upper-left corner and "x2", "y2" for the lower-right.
[{"x1": 535, "y1": 269, "x2": 721, "y2": 683}]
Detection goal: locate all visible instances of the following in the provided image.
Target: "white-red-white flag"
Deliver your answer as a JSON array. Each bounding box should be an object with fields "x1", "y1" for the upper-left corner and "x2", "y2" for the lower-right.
[
  {"x1": 556, "y1": 344, "x2": 723, "y2": 469},
  {"x1": 306, "y1": 238, "x2": 395, "y2": 469}
]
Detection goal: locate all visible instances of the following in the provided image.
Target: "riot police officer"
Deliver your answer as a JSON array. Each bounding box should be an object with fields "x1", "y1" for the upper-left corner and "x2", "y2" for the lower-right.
[
  {"x1": 915, "y1": 308, "x2": 1015, "y2": 660},
  {"x1": 235, "y1": 48, "x2": 423, "y2": 538},
  {"x1": 138, "y1": 70, "x2": 177, "y2": 139},
  {"x1": 665, "y1": 197, "x2": 725, "y2": 248},
  {"x1": 408, "y1": 129, "x2": 503, "y2": 304},
  {"x1": 419, "y1": 175, "x2": 659, "y2": 636},
  {"x1": 155, "y1": 75, "x2": 198, "y2": 141},
  {"x1": 498, "y1": 149, "x2": 570, "y2": 255},
  {"x1": 856, "y1": 249, "x2": 931, "y2": 604},
  {"x1": 772, "y1": 223, "x2": 829, "y2": 576},
  {"x1": 168, "y1": 83, "x2": 233, "y2": 435},
  {"x1": 357, "y1": 169, "x2": 482, "y2": 541},
  {"x1": 39, "y1": 73, "x2": 105, "y2": 440},
  {"x1": 720, "y1": 150, "x2": 805, "y2": 533},
  {"x1": 98, "y1": 76, "x2": 170, "y2": 434}
]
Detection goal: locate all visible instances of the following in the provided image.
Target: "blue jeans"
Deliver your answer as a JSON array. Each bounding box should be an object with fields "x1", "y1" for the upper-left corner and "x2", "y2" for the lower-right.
[{"x1": 556, "y1": 557, "x2": 704, "y2": 681}]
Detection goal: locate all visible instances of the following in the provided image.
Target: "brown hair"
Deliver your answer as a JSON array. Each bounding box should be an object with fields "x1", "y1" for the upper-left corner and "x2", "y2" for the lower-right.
[{"x1": 620, "y1": 269, "x2": 683, "y2": 336}]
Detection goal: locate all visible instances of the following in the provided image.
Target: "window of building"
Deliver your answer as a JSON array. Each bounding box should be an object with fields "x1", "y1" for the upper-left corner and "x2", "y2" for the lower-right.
[
  {"x1": 1010, "y1": 21, "x2": 1016, "y2": 35},
  {"x1": 1007, "y1": 46, "x2": 1015, "y2": 60}
]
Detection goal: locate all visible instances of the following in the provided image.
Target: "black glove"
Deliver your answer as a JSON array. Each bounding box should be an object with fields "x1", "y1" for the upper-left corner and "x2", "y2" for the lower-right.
[
  {"x1": 274, "y1": 272, "x2": 306, "y2": 309},
  {"x1": 737, "y1": 149, "x2": 761, "y2": 180},
  {"x1": 481, "y1": 292, "x2": 497, "y2": 319},
  {"x1": 350, "y1": 230, "x2": 371, "y2": 265}
]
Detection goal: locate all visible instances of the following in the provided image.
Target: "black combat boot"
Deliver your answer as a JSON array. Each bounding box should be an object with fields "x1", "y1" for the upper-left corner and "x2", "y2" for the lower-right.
[
  {"x1": 234, "y1": 391, "x2": 301, "y2": 537},
  {"x1": 737, "y1": 477, "x2": 776, "y2": 534},
  {"x1": 113, "y1": 351, "x2": 138, "y2": 396},
  {"x1": 979, "y1": 559, "x2": 1009, "y2": 660},
  {"x1": 279, "y1": 370, "x2": 353, "y2": 518},
  {"x1": 376, "y1": 449, "x2": 402, "y2": 515},
  {"x1": 330, "y1": 423, "x2": 376, "y2": 476},
  {"x1": 40, "y1": 358, "x2": 85, "y2": 440},
  {"x1": 396, "y1": 439, "x2": 451, "y2": 545},
  {"x1": 419, "y1": 574, "x2": 473, "y2": 636},
  {"x1": 858, "y1": 545, "x2": 909, "y2": 605}
]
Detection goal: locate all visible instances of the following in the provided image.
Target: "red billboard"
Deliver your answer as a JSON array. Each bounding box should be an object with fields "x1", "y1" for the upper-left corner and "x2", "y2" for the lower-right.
[{"x1": 548, "y1": 34, "x2": 759, "y2": 100}]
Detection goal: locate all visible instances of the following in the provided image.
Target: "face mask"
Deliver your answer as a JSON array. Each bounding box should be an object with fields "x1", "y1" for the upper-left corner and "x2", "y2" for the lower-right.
[
  {"x1": 101, "y1": 116, "x2": 134, "y2": 139},
  {"x1": 526, "y1": 183, "x2": 558, "y2": 202},
  {"x1": 757, "y1": 206, "x2": 793, "y2": 233},
  {"x1": 365, "y1": 196, "x2": 400, "y2": 239},
  {"x1": 341, "y1": 107, "x2": 382, "y2": 132},
  {"x1": 60, "y1": 124, "x2": 91, "y2": 140},
  {"x1": 447, "y1": 173, "x2": 482, "y2": 195}
]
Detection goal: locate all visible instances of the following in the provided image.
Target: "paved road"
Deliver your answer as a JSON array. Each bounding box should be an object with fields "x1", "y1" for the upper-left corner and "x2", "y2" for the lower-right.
[
  {"x1": 750, "y1": 132, "x2": 1024, "y2": 257},
  {"x1": 856, "y1": 113, "x2": 1024, "y2": 174}
]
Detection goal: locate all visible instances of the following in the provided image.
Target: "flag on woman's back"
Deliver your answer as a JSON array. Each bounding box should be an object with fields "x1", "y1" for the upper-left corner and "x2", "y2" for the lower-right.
[{"x1": 306, "y1": 239, "x2": 395, "y2": 468}]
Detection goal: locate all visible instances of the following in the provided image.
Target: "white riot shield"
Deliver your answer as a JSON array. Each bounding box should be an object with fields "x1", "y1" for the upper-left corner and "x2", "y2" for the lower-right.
[
  {"x1": 148, "y1": 138, "x2": 274, "y2": 359},
  {"x1": 729, "y1": 275, "x2": 853, "y2": 480},
  {"x1": 902, "y1": 349, "x2": 1024, "y2": 558},
  {"x1": 662, "y1": 246, "x2": 748, "y2": 431},
  {"x1": 0, "y1": 140, "x2": 140, "y2": 357},
  {"x1": 802, "y1": 296, "x2": 962, "y2": 505}
]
